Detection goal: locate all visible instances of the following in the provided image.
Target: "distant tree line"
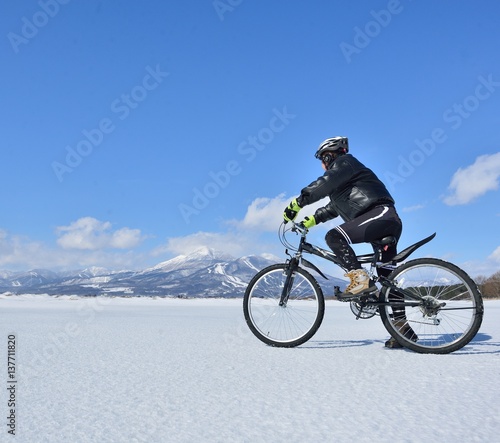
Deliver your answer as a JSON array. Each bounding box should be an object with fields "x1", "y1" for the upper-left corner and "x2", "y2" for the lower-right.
[{"x1": 475, "y1": 271, "x2": 500, "y2": 299}]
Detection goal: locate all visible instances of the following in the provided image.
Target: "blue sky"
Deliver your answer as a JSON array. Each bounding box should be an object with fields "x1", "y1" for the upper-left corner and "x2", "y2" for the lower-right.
[{"x1": 1, "y1": 0, "x2": 499, "y2": 278}]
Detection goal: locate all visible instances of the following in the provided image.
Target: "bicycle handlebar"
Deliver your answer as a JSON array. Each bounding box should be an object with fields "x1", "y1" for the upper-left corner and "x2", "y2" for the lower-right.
[
  {"x1": 288, "y1": 221, "x2": 308, "y2": 236},
  {"x1": 280, "y1": 221, "x2": 309, "y2": 252}
]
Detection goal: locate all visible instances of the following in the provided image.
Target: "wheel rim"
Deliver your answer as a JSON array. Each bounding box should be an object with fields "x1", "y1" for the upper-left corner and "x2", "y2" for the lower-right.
[
  {"x1": 247, "y1": 268, "x2": 321, "y2": 344},
  {"x1": 384, "y1": 262, "x2": 480, "y2": 350}
]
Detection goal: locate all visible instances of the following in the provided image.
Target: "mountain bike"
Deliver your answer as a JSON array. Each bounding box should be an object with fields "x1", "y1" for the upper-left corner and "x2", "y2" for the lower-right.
[{"x1": 243, "y1": 222, "x2": 483, "y2": 354}]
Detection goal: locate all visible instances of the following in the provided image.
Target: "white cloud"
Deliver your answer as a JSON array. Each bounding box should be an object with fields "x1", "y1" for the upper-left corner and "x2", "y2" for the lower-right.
[
  {"x1": 231, "y1": 194, "x2": 289, "y2": 231},
  {"x1": 154, "y1": 231, "x2": 248, "y2": 257},
  {"x1": 489, "y1": 246, "x2": 500, "y2": 264},
  {"x1": 229, "y1": 194, "x2": 330, "y2": 231},
  {"x1": 109, "y1": 227, "x2": 144, "y2": 249},
  {"x1": 56, "y1": 217, "x2": 144, "y2": 250},
  {"x1": 443, "y1": 152, "x2": 500, "y2": 205},
  {"x1": 458, "y1": 244, "x2": 500, "y2": 278},
  {"x1": 156, "y1": 195, "x2": 293, "y2": 258},
  {"x1": 0, "y1": 229, "x2": 144, "y2": 271},
  {"x1": 0, "y1": 218, "x2": 145, "y2": 270},
  {"x1": 155, "y1": 194, "x2": 333, "y2": 260},
  {"x1": 0, "y1": 230, "x2": 47, "y2": 269},
  {"x1": 1, "y1": 198, "x2": 336, "y2": 270},
  {"x1": 153, "y1": 195, "x2": 293, "y2": 259}
]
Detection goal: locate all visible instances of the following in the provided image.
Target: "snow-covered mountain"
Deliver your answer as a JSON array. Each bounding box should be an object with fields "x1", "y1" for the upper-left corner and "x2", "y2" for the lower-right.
[
  {"x1": 0, "y1": 248, "x2": 346, "y2": 298},
  {"x1": 141, "y1": 247, "x2": 234, "y2": 275}
]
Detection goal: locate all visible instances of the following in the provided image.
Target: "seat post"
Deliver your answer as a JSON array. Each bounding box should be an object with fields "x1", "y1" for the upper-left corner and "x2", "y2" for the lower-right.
[
  {"x1": 377, "y1": 246, "x2": 384, "y2": 263},
  {"x1": 368, "y1": 246, "x2": 382, "y2": 279},
  {"x1": 370, "y1": 236, "x2": 397, "y2": 277}
]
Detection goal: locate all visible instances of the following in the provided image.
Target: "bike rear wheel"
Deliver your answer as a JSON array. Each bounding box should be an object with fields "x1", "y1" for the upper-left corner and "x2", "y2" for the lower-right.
[
  {"x1": 243, "y1": 264, "x2": 325, "y2": 347},
  {"x1": 379, "y1": 258, "x2": 483, "y2": 354}
]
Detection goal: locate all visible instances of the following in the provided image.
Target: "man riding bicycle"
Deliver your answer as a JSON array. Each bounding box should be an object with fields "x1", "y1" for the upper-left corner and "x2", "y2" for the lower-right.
[{"x1": 283, "y1": 136, "x2": 416, "y2": 348}]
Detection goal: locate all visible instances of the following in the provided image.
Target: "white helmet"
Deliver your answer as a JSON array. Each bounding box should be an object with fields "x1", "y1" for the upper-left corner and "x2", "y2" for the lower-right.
[{"x1": 314, "y1": 136, "x2": 349, "y2": 160}]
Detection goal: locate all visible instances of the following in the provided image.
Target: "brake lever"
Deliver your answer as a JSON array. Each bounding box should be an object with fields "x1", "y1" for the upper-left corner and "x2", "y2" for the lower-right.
[{"x1": 291, "y1": 222, "x2": 308, "y2": 236}]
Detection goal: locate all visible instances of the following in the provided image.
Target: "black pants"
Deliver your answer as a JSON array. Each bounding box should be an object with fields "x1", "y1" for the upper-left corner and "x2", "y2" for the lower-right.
[{"x1": 325, "y1": 205, "x2": 402, "y2": 276}]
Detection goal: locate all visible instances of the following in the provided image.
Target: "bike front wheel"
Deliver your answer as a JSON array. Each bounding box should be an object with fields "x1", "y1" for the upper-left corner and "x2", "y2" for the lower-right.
[
  {"x1": 243, "y1": 264, "x2": 325, "y2": 347},
  {"x1": 379, "y1": 258, "x2": 484, "y2": 354}
]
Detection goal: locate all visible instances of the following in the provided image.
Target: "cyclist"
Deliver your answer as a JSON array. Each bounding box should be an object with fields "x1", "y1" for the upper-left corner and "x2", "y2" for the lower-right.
[{"x1": 283, "y1": 136, "x2": 416, "y2": 348}]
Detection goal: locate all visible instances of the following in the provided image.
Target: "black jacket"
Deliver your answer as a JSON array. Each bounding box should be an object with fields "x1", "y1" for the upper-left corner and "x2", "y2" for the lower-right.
[{"x1": 297, "y1": 154, "x2": 395, "y2": 223}]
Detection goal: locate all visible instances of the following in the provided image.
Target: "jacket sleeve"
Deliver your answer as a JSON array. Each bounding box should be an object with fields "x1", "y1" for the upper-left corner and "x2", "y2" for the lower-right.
[
  {"x1": 297, "y1": 174, "x2": 334, "y2": 207},
  {"x1": 314, "y1": 201, "x2": 338, "y2": 224},
  {"x1": 297, "y1": 158, "x2": 353, "y2": 207}
]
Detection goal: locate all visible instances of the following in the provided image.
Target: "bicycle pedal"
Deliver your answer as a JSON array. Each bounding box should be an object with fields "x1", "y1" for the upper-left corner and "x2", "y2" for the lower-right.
[
  {"x1": 336, "y1": 288, "x2": 378, "y2": 302},
  {"x1": 335, "y1": 294, "x2": 361, "y2": 302}
]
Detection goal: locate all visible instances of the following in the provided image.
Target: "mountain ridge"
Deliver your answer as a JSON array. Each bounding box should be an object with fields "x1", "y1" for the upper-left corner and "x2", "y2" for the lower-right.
[{"x1": 0, "y1": 248, "x2": 346, "y2": 298}]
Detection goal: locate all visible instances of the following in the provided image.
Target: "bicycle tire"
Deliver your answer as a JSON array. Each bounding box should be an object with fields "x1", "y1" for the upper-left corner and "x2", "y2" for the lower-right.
[
  {"x1": 379, "y1": 258, "x2": 483, "y2": 354},
  {"x1": 243, "y1": 264, "x2": 325, "y2": 347}
]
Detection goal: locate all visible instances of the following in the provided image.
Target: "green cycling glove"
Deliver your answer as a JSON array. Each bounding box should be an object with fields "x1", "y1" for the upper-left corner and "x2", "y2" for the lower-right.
[
  {"x1": 283, "y1": 198, "x2": 301, "y2": 223},
  {"x1": 300, "y1": 215, "x2": 316, "y2": 229}
]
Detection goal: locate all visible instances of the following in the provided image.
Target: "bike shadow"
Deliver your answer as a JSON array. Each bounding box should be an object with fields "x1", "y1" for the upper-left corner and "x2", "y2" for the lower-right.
[
  {"x1": 300, "y1": 338, "x2": 385, "y2": 349},
  {"x1": 452, "y1": 333, "x2": 500, "y2": 355},
  {"x1": 301, "y1": 333, "x2": 500, "y2": 354}
]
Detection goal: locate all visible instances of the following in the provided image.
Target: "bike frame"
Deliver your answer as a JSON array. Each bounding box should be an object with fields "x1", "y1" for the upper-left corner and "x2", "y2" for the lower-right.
[
  {"x1": 280, "y1": 223, "x2": 429, "y2": 317},
  {"x1": 245, "y1": 222, "x2": 482, "y2": 353}
]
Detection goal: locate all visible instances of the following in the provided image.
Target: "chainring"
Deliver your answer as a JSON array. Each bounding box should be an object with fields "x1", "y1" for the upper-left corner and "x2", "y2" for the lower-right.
[{"x1": 350, "y1": 301, "x2": 379, "y2": 319}]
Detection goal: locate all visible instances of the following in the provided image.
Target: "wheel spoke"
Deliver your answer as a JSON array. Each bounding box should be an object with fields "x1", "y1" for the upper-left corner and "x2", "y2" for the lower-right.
[
  {"x1": 380, "y1": 258, "x2": 483, "y2": 354},
  {"x1": 243, "y1": 265, "x2": 324, "y2": 347}
]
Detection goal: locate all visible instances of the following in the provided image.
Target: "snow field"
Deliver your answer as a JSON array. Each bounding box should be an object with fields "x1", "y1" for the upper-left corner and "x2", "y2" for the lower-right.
[{"x1": 0, "y1": 295, "x2": 498, "y2": 442}]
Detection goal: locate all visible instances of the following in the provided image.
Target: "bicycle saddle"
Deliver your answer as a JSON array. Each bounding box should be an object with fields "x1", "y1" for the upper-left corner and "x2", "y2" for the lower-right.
[{"x1": 371, "y1": 236, "x2": 397, "y2": 246}]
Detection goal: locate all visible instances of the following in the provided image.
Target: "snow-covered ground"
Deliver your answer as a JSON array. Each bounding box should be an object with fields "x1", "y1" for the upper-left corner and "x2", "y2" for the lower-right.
[{"x1": 0, "y1": 294, "x2": 499, "y2": 443}]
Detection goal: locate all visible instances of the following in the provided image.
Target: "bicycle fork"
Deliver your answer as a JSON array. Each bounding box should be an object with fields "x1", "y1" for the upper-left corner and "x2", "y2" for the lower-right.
[{"x1": 279, "y1": 257, "x2": 299, "y2": 306}]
